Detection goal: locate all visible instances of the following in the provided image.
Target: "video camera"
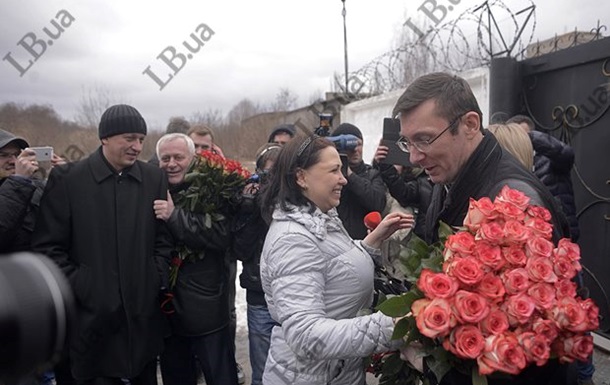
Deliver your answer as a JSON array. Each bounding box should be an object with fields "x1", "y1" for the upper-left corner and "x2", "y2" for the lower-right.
[
  {"x1": 0, "y1": 253, "x2": 74, "y2": 384},
  {"x1": 315, "y1": 113, "x2": 359, "y2": 153}
]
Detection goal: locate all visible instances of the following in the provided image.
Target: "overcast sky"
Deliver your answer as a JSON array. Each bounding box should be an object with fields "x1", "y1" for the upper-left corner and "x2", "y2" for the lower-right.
[{"x1": 0, "y1": 0, "x2": 605, "y2": 130}]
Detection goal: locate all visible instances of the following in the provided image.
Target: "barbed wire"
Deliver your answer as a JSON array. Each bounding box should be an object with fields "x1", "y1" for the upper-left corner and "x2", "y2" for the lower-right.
[{"x1": 335, "y1": 0, "x2": 537, "y2": 97}]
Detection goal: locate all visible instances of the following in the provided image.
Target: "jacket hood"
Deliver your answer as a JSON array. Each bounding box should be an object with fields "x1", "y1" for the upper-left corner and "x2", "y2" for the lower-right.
[{"x1": 272, "y1": 203, "x2": 343, "y2": 240}]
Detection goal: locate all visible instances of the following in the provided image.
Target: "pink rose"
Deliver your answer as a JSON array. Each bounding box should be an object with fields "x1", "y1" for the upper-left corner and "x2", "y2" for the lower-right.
[
  {"x1": 552, "y1": 297, "x2": 588, "y2": 332},
  {"x1": 504, "y1": 293, "x2": 536, "y2": 326},
  {"x1": 478, "y1": 333, "x2": 527, "y2": 375},
  {"x1": 553, "y1": 238, "x2": 581, "y2": 262},
  {"x1": 555, "y1": 279, "x2": 577, "y2": 299},
  {"x1": 532, "y1": 317, "x2": 559, "y2": 342},
  {"x1": 447, "y1": 256, "x2": 486, "y2": 287},
  {"x1": 412, "y1": 298, "x2": 456, "y2": 339},
  {"x1": 464, "y1": 197, "x2": 497, "y2": 232},
  {"x1": 525, "y1": 205, "x2": 552, "y2": 222},
  {"x1": 502, "y1": 268, "x2": 530, "y2": 295},
  {"x1": 554, "y1": 334, "x2": 594, "y2": 363},
  {"x1": 476, "y1": 273, "x2": 506, "y2": 304},
  {"x1": 453, "y1": 290, "x2": 490, "y2": 324},
  {"x1": 495, "y1": 201, "x2": 526, "y2": 222},
  {"x1": 502, "y1": 245, "x2": 527, "y2": 267},
  {"x1": 518, "y1": 332, "x2": 551, "y2": 366},
  {"x1": 580, "y1": 298, "x2": 600, "y2": 330},
  {"x1": 552, "y1": 254, "x2": 579, "y2": 280},
  {"x1": 443, "y1": 325, "x2": 485, "y2": 359},
  {"x1": 524, "y1": 217, "x2": 553, "y2": 240},
  {"x1": 473, "y1": 242, "x2": 505, "y2": 271},
  {"x1": 526, "y1": 256, "x2": 558, "y2": 283},
  {"x1": 527, "y1": 282, "x2": 557, "y2": 311},
  {"x1": 479, "y1": 307, "x2": 510, "y2": 336},
  {"x1": 476, "y1": 222, "x2": 505, "y2": 245},
  {"x1": 417, "y1": 269, "x2": 459, "y2": 299},
  {"x1": 495, "y1": 185, "x2": 530, "y2": 211},
  {"x1": 525, "y1": 237, "x2": 554, "y2": 259},
  {"x1": 503, "y1": 220, "x2": 529, "y2": 244},
  {"x1": 444, "y1": 232, "x2": 476, "y2": 259}
]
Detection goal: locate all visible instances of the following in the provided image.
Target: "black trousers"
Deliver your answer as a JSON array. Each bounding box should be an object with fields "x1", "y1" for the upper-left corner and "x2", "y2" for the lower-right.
[
  {"x1": 159, "y1": 327, "x2": 238, "y2": 385},
  {"x1": 75, "y1": 359, "x2": 157, "y2": 385}
]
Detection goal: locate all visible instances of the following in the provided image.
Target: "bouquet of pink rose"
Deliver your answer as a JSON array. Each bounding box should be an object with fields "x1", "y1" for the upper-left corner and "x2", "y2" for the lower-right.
[{"x1": 372, "y1": 186, "x2": 599, "y2": 384}]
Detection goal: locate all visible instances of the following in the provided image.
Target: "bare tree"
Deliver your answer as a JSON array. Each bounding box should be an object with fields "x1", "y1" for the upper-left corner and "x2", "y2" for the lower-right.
[
  {"x1": 227, "y1": 98, "x2": 263, "y2": 126},
  {"x1": 269, "y1": 88, "x2": 298, "y2": 112},
  {"x1": 75, "y1": 85, "x2": 126, "y2": 129},
  {"x1": 191, "y1": 108, "x2": 225, "y2": 129}
]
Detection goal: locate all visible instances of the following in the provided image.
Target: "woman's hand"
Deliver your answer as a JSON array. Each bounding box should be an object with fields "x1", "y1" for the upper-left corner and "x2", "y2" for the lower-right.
[
  {"x1": 362, "y1": 212, "x2": 414, "y2": 249},
  {"x1": 399, "y1": 341, "x2": 425, "y2": 372}
]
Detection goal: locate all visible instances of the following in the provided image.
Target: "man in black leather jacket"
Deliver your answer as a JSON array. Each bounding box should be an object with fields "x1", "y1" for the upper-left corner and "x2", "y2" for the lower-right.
[
  {"x1": 154, "y1": 133, "x2": 238, "y2": 385},
  {"x1": 392, "y1": 72, "x2": 575, "y2": 385}
]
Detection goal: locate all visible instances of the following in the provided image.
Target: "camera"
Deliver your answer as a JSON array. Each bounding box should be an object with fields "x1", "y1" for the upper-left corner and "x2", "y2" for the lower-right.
[
  {"x1": 314, "y1": 113, "x2": 359, "y2": 153},
  {"x1": 0, "y1": 253, "x2": 74, "y2": 383}
]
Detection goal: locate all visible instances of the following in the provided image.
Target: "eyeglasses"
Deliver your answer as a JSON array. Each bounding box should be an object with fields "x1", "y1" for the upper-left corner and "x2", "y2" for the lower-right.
[
  {"x1": 396, "y1": 114, "x2": 464, "y2": 154},
  {"x1": 0, "y1": 151, "x2": 20, "y2": 159}
]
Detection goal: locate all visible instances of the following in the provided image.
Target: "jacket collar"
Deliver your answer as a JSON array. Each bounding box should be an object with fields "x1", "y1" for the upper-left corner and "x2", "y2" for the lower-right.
[
  {"x1": 89, "y1": 147, "x2": 143, "y2": 184},
  {"x1": 272, "y1": 203, "x2": 343, "y2": 240}
]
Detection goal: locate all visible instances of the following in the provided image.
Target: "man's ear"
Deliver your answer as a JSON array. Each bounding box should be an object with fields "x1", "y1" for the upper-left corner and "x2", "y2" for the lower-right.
[
  {"x1": 462, "y1": 111, "x2": 481, "y2": 137},
  {"x1": 101, "y1": 138, "x2": 108, "y2": 145}
]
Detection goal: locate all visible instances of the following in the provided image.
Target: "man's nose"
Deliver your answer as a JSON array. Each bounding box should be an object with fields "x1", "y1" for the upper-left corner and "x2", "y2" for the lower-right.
[{"x1": 409, "y1": 148, "x2": 425, "y2": 165}]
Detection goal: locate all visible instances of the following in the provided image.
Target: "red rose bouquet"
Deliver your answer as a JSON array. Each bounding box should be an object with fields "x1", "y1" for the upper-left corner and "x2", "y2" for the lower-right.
[
  {"x1": 372, "y1": 186, "x2": 599, "y2": 384},
  {"x1": 168, "y1": 150, "x2": 251, "y2": 288}
]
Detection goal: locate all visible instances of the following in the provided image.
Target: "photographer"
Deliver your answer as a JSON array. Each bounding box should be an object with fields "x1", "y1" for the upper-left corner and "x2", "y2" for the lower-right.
[
  {"x1": 0, "y1": 128, "x2": 70, "y2": 385},
  {"x1": 231, "y1": 143, "x2": 282, "y2": 385},
  {"x1": 330, "y1": 123, "x2": 387, "y2": 239}
]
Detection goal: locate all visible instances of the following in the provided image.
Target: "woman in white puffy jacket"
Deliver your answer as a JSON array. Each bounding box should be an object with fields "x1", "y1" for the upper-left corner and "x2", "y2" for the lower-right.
[{"x1": 259, "y1": 135, "x2": 414, "y2": 385}]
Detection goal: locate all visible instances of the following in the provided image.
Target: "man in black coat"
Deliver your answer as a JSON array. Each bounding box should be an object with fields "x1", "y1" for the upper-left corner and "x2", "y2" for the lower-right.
[
  {"x1": 153, "y1": 133, "x2": 238, "y2": 385},
  {"x1": 331, "y1": 123, "x2": 387, "y2": 239},
  {"x1": 392, "y1": 73, "x2": 575, "y2": 385},
  {"x1": 33, "y1": 104, "x2": 173, "y2": 385}
]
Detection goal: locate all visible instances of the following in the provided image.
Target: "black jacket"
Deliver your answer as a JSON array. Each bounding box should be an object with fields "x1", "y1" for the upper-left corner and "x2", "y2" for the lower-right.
[
  {"x1": 231, "y1": 194, "x2": 268, "y2": 306},
  {"x1": 529, "y1": 130, "x2": 579, "y2": 241},
  {"x1": 165, "y1": 181, "x2": 233, "y2": 336},
  {"x1": 0, "y1": 175, "x2": 44, "y2": 253},
  {"x1": 425, "y1": 132, "x2": 571, "y2": 385},
  {"x1": 374, "y1": 162, "x2": 433, "y2": 239},
  {"x1": 32, "y1": 148, "x2": 173, "y2": 380},
  {"x1": 336, "y1": 161, "x2": 387, "y2": 239}
]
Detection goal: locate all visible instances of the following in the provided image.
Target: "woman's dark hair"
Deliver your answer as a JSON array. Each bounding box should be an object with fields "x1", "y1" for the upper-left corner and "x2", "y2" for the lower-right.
[{"x1": 260, "y1": 135, "x2": 334, "y2": 222}]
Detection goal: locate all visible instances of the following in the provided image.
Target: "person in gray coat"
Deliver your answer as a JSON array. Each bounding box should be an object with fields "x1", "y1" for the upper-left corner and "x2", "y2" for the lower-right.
[{"x1": 259, "y1": 135, "x2": 414, "y2": 385}]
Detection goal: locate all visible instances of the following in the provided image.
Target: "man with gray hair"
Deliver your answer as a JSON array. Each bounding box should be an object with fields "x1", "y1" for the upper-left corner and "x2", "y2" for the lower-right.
[{"x1": 154, "y1": 133, "x2": 239, "y2": 385}]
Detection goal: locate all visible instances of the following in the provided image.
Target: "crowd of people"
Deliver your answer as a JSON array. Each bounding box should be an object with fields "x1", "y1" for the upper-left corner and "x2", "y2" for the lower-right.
[{"x1": 0, "y1": 71, "x2": 596, "y2": 385}]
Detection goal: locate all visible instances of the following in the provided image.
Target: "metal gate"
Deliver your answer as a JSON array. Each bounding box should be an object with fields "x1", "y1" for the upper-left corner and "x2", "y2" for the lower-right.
[{"x1": 490, "y1": 35, "x2": 610, "y2": 340}]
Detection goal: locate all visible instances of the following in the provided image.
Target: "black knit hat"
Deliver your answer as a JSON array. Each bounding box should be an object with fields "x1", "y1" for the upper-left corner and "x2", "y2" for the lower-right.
[
  {"x1": 267, "y1": 123, "x2": 296, "y2": 143},
  {"x1": 98, "y1": 104, "x2": 147, "y2": 139},
  {"x1": 332, "y1": 122, "x2": 362, "y2": 140}
]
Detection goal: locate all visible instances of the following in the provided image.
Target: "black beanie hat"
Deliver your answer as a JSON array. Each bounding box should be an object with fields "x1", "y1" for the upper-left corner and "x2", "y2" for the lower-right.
[
  {"x1": 332, "y1": 122, "x2": 362, "y2": 140},
  {"x1": 98, "y1": 104, "x2": 147, "y2": 139},
  {"x1": 267, "y1": 123, "x2": 296, "y2": 143}
]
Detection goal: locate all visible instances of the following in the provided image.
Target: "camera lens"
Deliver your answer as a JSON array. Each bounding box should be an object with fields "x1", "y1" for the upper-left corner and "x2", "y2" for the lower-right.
[{"x1": 0, "y1": 253, "x2": 74, "y2": 382}]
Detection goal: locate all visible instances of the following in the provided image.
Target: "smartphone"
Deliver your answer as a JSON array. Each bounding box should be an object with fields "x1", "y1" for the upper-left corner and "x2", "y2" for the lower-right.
[
  {"x1": 30, "y1": 146, "x2": 54, "y2": 161},
  {"x1": 380, "y1": 118, "x2": 411, "y2": 167}
]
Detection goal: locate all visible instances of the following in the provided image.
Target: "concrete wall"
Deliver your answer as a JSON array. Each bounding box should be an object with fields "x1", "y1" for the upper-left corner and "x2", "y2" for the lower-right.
[{"x1": 341, "y1": 67, "x2": 490, "y2": 163}]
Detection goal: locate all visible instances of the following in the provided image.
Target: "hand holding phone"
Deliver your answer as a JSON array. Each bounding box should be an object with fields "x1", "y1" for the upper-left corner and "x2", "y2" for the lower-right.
[{"x1": 29, "y1": 146, "x2": 54, "y2": 161}]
